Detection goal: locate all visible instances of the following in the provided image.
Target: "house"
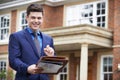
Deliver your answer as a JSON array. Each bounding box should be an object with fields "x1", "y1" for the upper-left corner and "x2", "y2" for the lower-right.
[{"x1": 0, "y1": 0, "x2": 119, "y2": 80}]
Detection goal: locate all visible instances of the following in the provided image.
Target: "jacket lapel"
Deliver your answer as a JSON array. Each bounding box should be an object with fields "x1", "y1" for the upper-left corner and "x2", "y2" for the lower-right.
[{"x1": 23, "y1": 29, "x2": 40, "y2": 58}]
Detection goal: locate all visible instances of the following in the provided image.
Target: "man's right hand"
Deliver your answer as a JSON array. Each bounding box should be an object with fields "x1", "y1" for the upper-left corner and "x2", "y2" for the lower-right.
[{"x1": 27, "y1": 64, "x2": 43, "y2": 74}]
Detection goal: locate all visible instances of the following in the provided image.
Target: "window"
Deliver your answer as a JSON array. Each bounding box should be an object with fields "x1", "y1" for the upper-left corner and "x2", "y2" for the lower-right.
[
  {"x1": 0, "y1": 15, "x2": 10, "y2": 41},
  {"x1": 19, "y1": 11, "x2": 27, "y2": 30},
  {"x1": 66, "y1": 0, "x2": 107, "y2": 28},
  {"x1": 0, "y1": 60, "x2": 7, "y2": 80},
  {"x1": 56, "y1": 65, "x2": 68, "y2": 80},
  {"x1": 101, "y1": 55, "x2": 113, "y2": 80}
]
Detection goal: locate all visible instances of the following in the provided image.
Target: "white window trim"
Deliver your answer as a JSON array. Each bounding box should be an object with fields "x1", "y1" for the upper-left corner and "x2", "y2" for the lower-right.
[
  {"x1": 56, "y1": 64, "x2": 68, "y2": 80},
  {"x1": 0, "y1": 14, "x2": 10, "y2": 45},
  {"x1": 64, "y1": 0, "x2": 108, "y2": 28},
  {"x1": 18, "y1": 10, "x2": 27, "y2": 31},
  {"x1": 0, "y1": 54, "x2": 8, "y2": 77},
  {"x1": 100, "y1": 55, "x2": 113, "y2": 80}
]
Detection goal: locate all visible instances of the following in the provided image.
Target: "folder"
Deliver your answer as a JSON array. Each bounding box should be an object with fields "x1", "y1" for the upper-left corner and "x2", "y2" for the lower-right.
[{"x1": 36, "y1": 56, "x2": 68, "y2": 74}]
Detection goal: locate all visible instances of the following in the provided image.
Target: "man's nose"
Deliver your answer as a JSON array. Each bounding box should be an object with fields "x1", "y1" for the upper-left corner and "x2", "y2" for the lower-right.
[{"x1": 35, "y1": 18, "x2": 38, "y2": 22}]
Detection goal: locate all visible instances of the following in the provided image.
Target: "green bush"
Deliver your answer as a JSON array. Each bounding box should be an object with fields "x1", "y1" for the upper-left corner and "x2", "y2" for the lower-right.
[{"x1": 0, "y1": 70, "x2": 6, "y2": 79}]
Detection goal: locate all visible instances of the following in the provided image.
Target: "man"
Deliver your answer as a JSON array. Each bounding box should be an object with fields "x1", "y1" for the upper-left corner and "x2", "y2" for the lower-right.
[{"x1": 9, "y1": 4, "x2": 55, "y2": 80}]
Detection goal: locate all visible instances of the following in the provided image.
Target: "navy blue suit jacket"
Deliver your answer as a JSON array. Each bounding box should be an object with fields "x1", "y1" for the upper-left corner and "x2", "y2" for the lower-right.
[{"x1": 8, "y1": 28, "x2": 55, "y2": 80}]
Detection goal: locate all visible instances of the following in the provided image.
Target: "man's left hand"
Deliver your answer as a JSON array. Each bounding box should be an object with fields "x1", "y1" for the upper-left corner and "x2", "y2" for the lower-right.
[{"x1": 44, "y1": 45, "x2": 54, "y2": 56}]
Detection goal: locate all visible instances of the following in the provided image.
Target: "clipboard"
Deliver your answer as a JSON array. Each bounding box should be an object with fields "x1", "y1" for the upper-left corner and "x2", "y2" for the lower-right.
[{"x1": 36, "y1": 56, "x2": 68, "y2": 74}]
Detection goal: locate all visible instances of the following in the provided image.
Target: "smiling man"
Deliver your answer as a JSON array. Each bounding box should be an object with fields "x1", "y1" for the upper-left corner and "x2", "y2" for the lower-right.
[{"x1": 8, "y1": 4, "x2": 55, "y2": 80}]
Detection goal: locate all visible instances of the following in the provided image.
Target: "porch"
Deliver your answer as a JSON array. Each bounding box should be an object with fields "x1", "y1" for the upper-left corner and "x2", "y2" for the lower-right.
[{"x1": 43, "y1": 24, "x2": 113, "y2": 80}]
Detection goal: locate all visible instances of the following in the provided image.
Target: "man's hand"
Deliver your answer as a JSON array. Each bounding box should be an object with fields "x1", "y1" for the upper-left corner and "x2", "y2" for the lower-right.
[
  {"x1": 44, "y1": 45, "x2": 54, "y2": 56},
  {"x1": 27, "y1": 64, "x2": 43, "y2": 74}
]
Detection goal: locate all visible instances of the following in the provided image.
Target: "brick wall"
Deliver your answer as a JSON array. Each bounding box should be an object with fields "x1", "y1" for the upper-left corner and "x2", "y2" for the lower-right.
[
  {"x1": 42, "y1": 5, "x2": 63, "y2": 29},
  {"x1": 108, "y1": 0, "x2": 114, "y2": 30},
  {"x1": 91, "y1": 52, "x2": 97, "y2": 80},
  {"x1": 112, "y1": 0, "x2": 120, "y2": 80},
  {"x1": 11, "y1": 10, "x2": 17, "y2": 33},
  {"x1": 0, "y1": 45, "x2": 8, "y2": 53},
  {"x1": 69, "y1": 53, "x2": 77, "y2": 80}
]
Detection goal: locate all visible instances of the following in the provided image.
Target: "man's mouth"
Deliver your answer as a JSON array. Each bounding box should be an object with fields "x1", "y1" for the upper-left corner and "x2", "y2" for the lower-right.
[
  {"x1": 33, "y1": 23, "x2": 40, "y2": 26},
  {"x1": 33, "y1": 23, "x2": 39, "y2": 26}
]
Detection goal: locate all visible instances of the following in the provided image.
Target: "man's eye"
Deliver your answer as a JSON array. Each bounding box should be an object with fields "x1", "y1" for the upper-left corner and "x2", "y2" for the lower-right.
[
  {"x1": 31, "y1": 17, "x2": 35, "y2": 19},
  {"x1": 38, "y1": 17, "x2": 41, "y2": 19}
]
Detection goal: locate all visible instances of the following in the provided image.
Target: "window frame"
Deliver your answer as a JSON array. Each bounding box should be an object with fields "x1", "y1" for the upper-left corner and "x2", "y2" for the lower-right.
[
  {"x1": 100, "y1": 55, "x2": 113, "y2": 80},
  {"x1": 56, "y1": 64, "x2": 68, "y2": 80},
  {"x1": 18, "y1": 10, "x2": 27, "y2": 31},
  {"x1": 0, "y1": 14, "x2": 10, "y2": 43},
  {"x1": 0, "y1": 55, "x2": 8, "y2": 80},
  {"x1": 65, "y1": 0, "x2": 108, "y2": 28}
]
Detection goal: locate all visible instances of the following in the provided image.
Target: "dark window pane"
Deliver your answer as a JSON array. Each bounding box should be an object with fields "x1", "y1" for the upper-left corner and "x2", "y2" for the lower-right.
[
  {"x1": 102, "y1": 9, "x2": 105, "y2": 14},
  {"x1": 22, "y1": 20, "x2": 24, "y2": 24},
  {"x1": 4, "y1": 63, "x2": 6, "y2": 66},
  {"x1": 108, "y1": 57, "x2": 113, "y2": 64},
  {"x1": 65, "y1": 74, "x2": 67, "y2": 80},
  {"x1": 104, "y1": 74, "x2": 108, "y2": 80},
  {"x1": 25, "y1": 19, "x2": 27, "y2": 23},
  {"x1": 89, "y1": 18, "x2": 93, "y2": 23},
  {"x1": 7, "y1": 20, "x2": 9, "y2": 26},
  {"x1": 1, "y1": 62, "x2": 3, "y2": 66},
  {"x1": 22, "y1": 25, "x2": 27, "y2": 29},
  {"x1": 102, "y1": 23, "x2": 105, "y2": 27},
  {"x1": 102, "y1": 2, "x2": 105, "y2": 8},
  {"x1": 104, "y1": 66, "x2": 107, "y2": 72},
  {"x1": 1, "y1": 23, "x2": 3, "y2": 28},
  {"x1": 108, "y1": 66, "x2": 112, "y2": 72},
  {"x1": 102, "y1": 16, "x2": 105, "y2": 21},
  {"x1": 22, "y1": 13, "x2": 24, "y2": 18},
  {"x1": 4, "y1": 19, "x2": 6, "y2": 27},
  {"x1": 64, "y1": 68, "x2": 67, "y2": 72},
  {"x1": 109, "y1": 74, "x2": 113, "y2": 80},
  {"x1": 60, "y1": 74, "x2": 63, "y2": 80},
  {"x1": 97, "y1": 17, "x2": 101, "y2": 22},
  {"x1": 90, "y1": 5, "x2": 93, "y2": 8},
  {"x1": 89, "y1": 12, "x2": 93, "y2": 16},
  {"x1": 85, "y1": 14, "x2": 88, "y2": 17},
  {"x1": 103, "y1": 58, "x2": 107, "y2": 64},
  {"x1": 1, "y1": 17, "x2": 3, "y2": 22},
  {"x1": 97, "y1": 23, "x2": 100, "y2": 27},
  {"x1": 97, "y1": 3, "x2": 101, "y2": 9},
  {"x1": 97, "y1": 10, "x2": 100, "y2": 15}
]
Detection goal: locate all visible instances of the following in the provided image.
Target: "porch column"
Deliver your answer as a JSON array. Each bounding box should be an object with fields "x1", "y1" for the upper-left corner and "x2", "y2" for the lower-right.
[{"x1": 80, "y1": 44, "x2": 88, "y2": 80}]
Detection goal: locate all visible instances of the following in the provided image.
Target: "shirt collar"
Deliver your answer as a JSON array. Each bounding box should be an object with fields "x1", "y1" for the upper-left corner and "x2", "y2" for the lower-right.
[{"x1": 26, "y1": 27, "x2": 40, "y2": 35}]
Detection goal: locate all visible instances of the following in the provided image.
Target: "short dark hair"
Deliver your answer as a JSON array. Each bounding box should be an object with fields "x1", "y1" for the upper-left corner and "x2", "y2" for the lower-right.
[{"x1": 26, "y1": 4, "x2": 43, "y2": 16}]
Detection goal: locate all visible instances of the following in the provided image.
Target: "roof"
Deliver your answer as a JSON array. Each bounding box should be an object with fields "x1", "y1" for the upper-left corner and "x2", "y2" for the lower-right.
[{"x1": 0, "y1": 0, "x2": 80, "y2": 10}]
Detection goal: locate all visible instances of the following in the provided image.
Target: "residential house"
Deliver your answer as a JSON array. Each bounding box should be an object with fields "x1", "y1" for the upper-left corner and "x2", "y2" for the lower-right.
[{"x1": 0, "y1": 0, "x2": 119, "y2": 80}]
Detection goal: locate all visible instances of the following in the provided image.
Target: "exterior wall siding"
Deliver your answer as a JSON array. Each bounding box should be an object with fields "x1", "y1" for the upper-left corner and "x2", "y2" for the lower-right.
[
  {"x1": 91, "y1": 52, "x2": 97, "y2": 80},
  {"x1": 113, "y1": 0, "x2": 120, "y2": 80},
  {"x1": 0, "y1": 45, "x2": 8, "y2": 54},
  {"x1": 69, "y1": 53, "x2": 77, "y2": 80},
  {"x1": 42, "y1": 5, "x2": 64, "y2": 28},
  {"x1": 108, "y1": 0, "x2": 114, "y2": 30},
  {"x1": 11, "y1": 10, "x2": 17, "y2": 33}
]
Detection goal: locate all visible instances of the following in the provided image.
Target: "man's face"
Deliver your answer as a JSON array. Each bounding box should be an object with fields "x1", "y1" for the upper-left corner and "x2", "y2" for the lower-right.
[{"x1": 26, "y1": 12, "x2": 43, "y2": 31}]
